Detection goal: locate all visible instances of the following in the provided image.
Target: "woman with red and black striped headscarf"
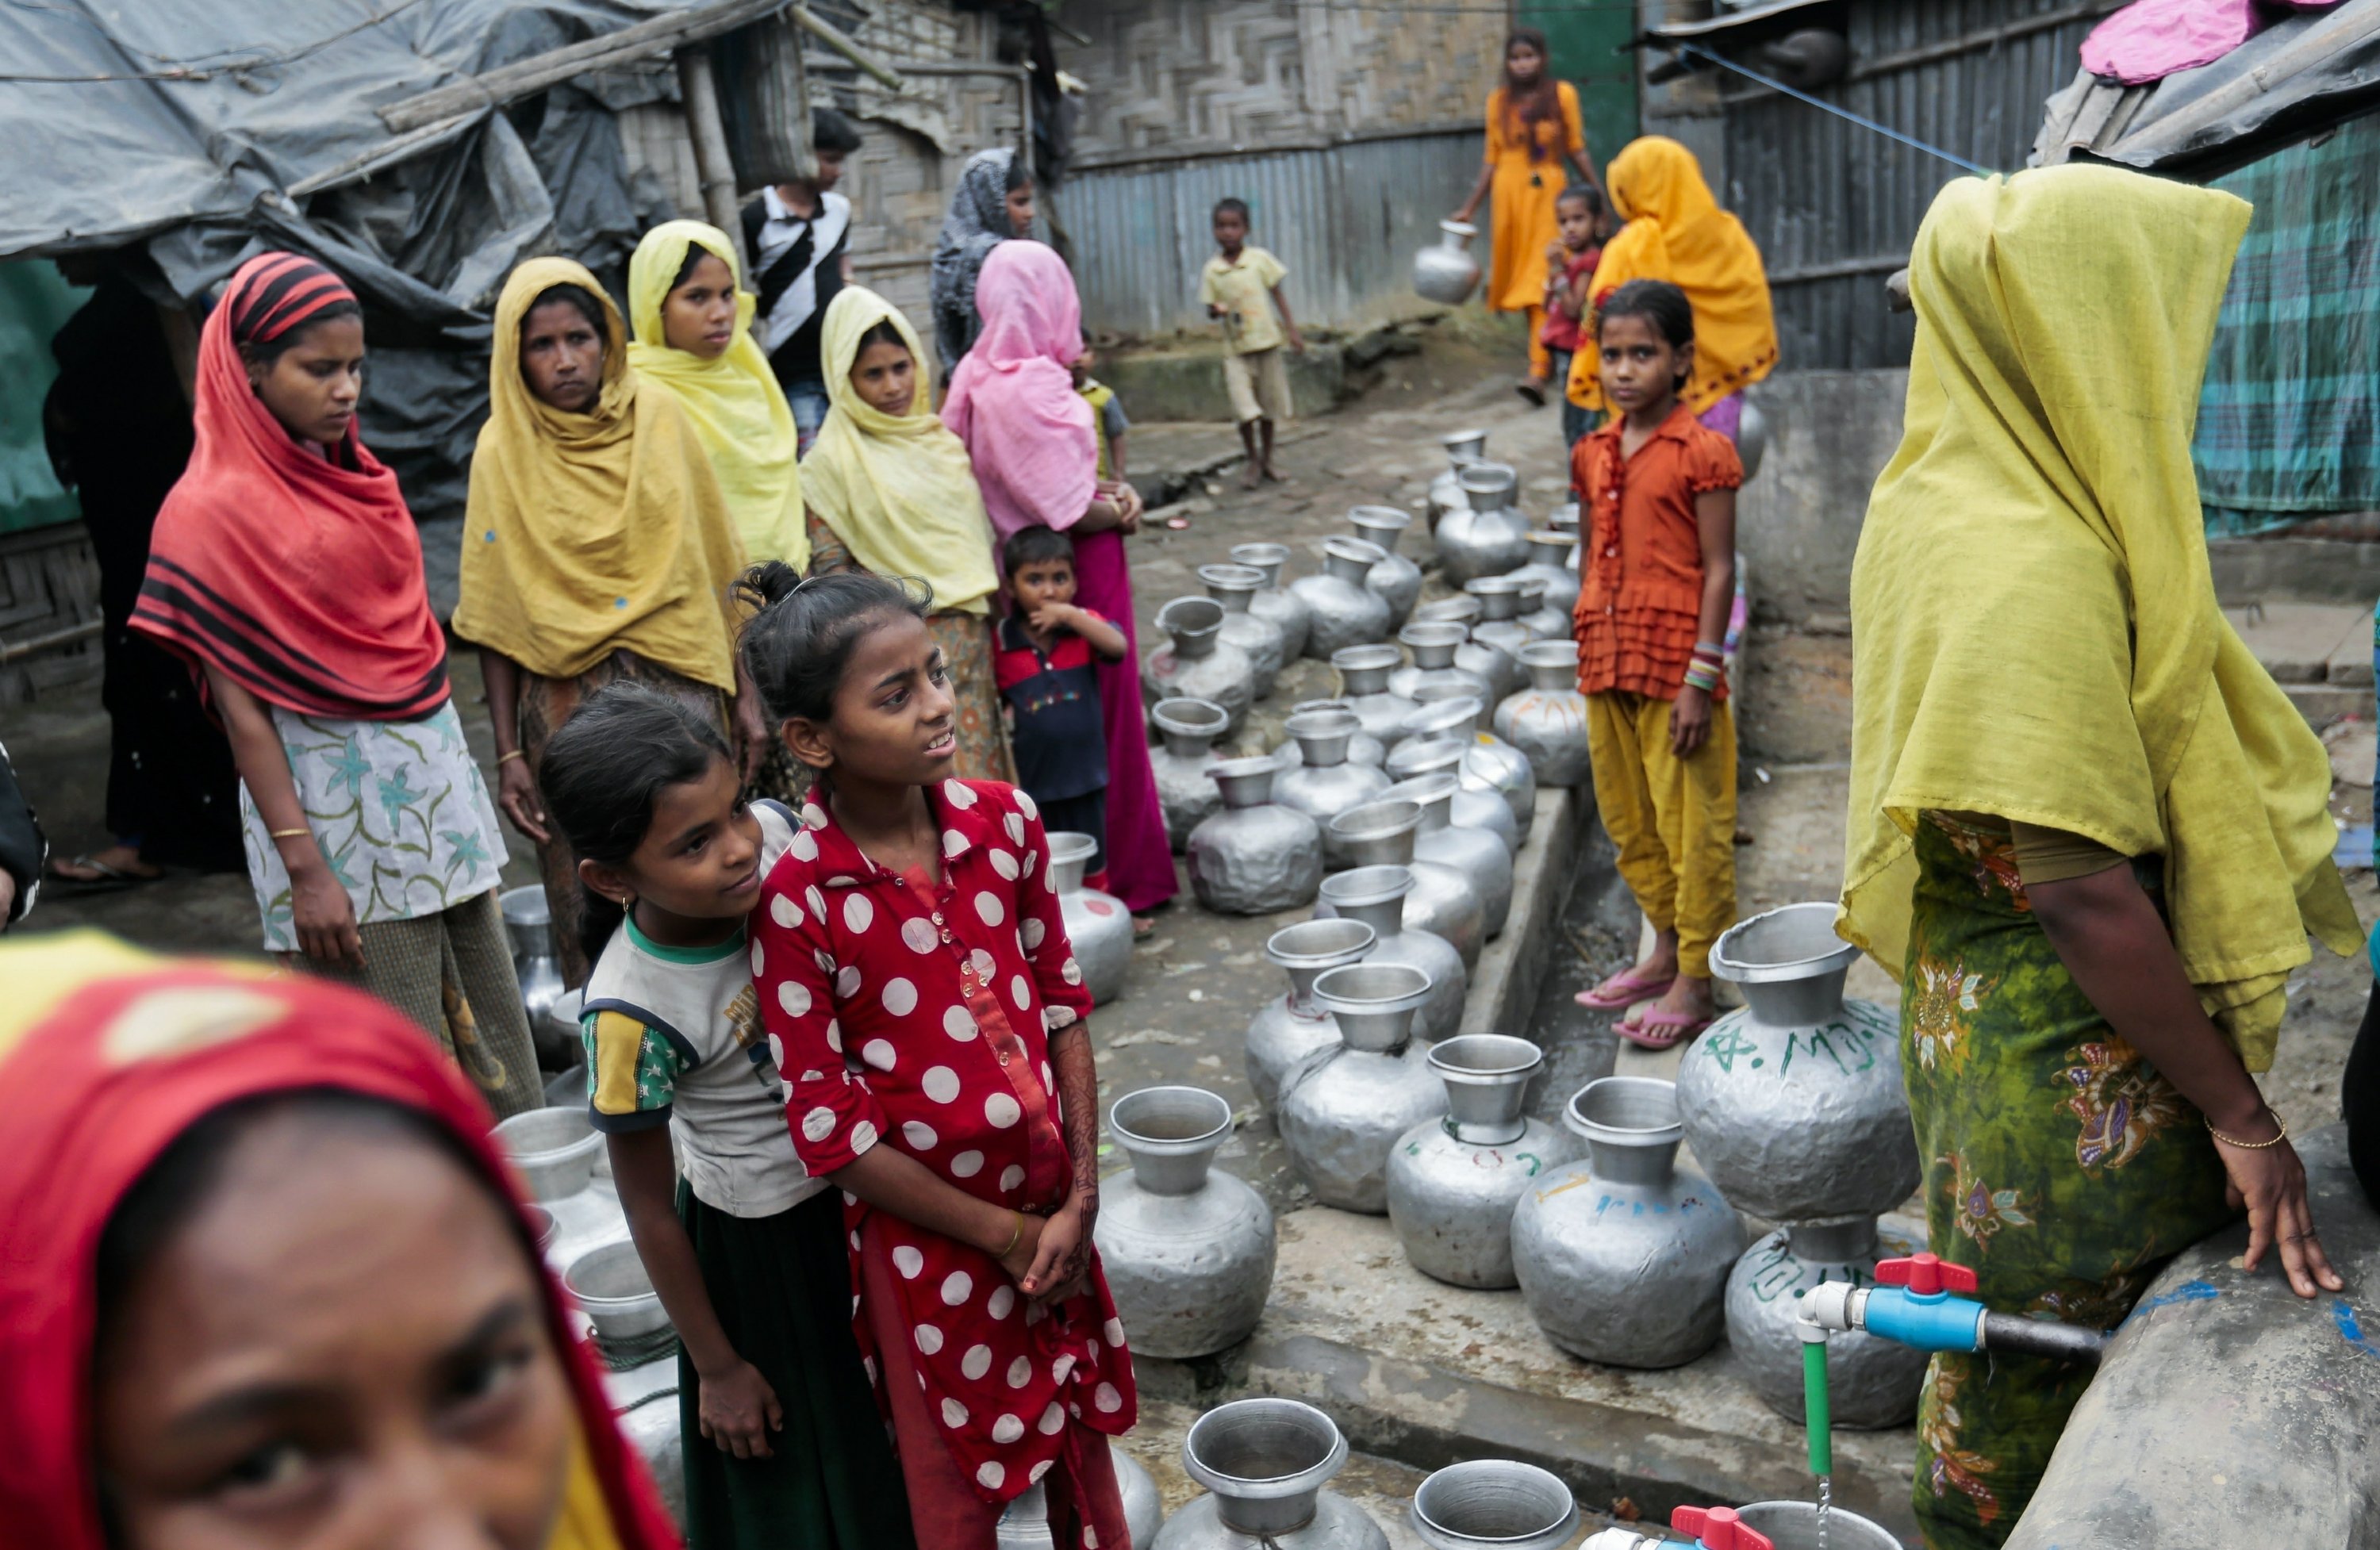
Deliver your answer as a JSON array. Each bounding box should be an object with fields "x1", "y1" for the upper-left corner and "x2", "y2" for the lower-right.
[{"x1": 132, "y1": 251, "x2": 542, "y2": 1118}]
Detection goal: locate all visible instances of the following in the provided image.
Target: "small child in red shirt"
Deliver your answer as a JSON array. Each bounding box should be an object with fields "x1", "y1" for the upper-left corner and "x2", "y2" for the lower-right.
[
  {"x1": 1568, "y1": 278, "x2": 1742, "y2": 1051},
  {"x1": 1541, "y1": 183, "x2": 1612, "y2": 449},
  {"x1": 739, "y1": 561, "x2": 1136, "y2": 1550}
]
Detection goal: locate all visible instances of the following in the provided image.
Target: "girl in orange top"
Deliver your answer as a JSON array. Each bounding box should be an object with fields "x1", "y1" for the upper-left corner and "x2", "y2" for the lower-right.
[
  {"x1": 1568, "y1": 279, "x2": 1742, "y2": 1049},
  {"x1": 1449, "y1": 28, "x2": 1600, "y2": 405}
]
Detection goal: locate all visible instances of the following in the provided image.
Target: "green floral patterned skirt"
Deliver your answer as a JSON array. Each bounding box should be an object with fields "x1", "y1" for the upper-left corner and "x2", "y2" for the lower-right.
[{"x1": 1901, "y1": 813, "x2": 2232, "y2": 1548}]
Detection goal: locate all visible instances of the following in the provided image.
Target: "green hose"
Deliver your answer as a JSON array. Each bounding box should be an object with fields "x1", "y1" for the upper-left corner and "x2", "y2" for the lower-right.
[{"x1": 1802, "y1": 1333, "x2": 1834, "y2": 1477}]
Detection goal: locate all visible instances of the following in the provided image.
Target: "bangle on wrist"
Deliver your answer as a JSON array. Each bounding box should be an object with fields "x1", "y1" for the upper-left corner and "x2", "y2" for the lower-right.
[
  {"x1": 997, "y1": 1210, "x2": 1023, "y2": 1258},
  {"x1": 2206, "y1": 1105, "x2": 2288, "y2": 1149},
  {"x1": 267, "y1": 827, "x2": 310, "y2": 841},
  {"x1": 496, "y1": 749, "x2": 525, "y2": 766}
]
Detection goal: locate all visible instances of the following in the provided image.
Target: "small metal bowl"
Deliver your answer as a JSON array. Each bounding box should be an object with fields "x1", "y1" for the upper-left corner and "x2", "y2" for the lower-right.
[
  {"x1": 564, "y1": 1240, "x2": 672, "y2": 1343},
  {"x1": 493, "y1": 1105, "x2": 602, "y2": 1202}
]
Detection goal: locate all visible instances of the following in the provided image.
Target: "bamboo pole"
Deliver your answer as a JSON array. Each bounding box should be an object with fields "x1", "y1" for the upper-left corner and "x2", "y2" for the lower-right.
[{"x1": 678, "y1": 46, "x2": 748, "y2": 268}]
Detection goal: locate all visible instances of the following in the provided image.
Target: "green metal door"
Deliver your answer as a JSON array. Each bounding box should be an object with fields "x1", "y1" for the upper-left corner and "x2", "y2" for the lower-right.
[{"x1": 1520, "y1": 1, "x2": 1641, "y2": 181}]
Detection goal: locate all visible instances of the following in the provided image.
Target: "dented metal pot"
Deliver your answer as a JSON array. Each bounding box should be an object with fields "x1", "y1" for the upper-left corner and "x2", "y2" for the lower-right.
[
  {"x1": 1725, "y1": 1215, "x2": 1929, "y2": 1429},
  {"x1": 1246, "y1": 919, "x2": 1376, "y2": 1112},
  {"x1": 1151, "y1": 697, "x2": 1232, "y2": 851},
  {"x1": 1144, "y1": 596, "x2": 1254, "y2": 736},
  {"x1": 1152, "y1": 1398, "x2": 1388, "y2": 1550},
  {"x1": 1349, "y1": 506, "x2": 1422, "y2": 629},
  {"x1": 1200, "y1": 562, "x2": 1287, "y2": 698},
  {"x1": 1187, "y1": 758, "x2": 1324, "y2": 915},
  {"x1": 1230, "y1": 542, "x2": 1313, "y2": 662},
  {"x1": 1387, "y1": 1035, "x2": 1578, "y2": 1288},
  {"x1": 1278, "y1": 963, "x2": 1446, "y2": 1214},
  {"x1": 1094, "y1": 1086, "x2": 1275, "y2": 1359},
  {"x1": 1494, "y1": 640, "x2": 1591, "y2": 788},
  {"x1": 1315, "y1": 866, "x2": 1466, "y2": 1042},
  {"x1": 1288, "y1": 537, "x2": 1392, "y2": 658},
  {"x1": 1044, "y1": 831, "x2": 1131, "y2": 1006},
  {"x1": 1274, "y1": 709, "x2": 1392, "y2": 870}
]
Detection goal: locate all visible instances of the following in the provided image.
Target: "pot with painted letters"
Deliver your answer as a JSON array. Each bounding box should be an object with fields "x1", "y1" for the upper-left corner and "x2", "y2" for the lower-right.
[
  {"x1": 1288, "y1": 538, "x2": 1392, "y2": 658},
  {"x1": 1044, "y1": 831, "x2": 1130, "y2": 1007},
  {"x1": 1230, "y1": 542, "x2": 1312, "y2": 662},
  {"x1": 1315, "y1": 866, "x2": 1466, "y2": 1043},
  {"x1": 1387, "y1": 1034, "x2": 1579, "y2": 1288},
  {"x1": 1434, "y1": 461, "x2": 1530, "y2": 584},
  {"x1": 1349, "y1": 506, "x2": 1422, "y2": 629},
  {"x1": 1389, "y1": 621, "x2": 1494, "y2": 704},
  {"x1": 1247, "y1": 919, "x2": 1376, "y2": 1112},
  {"x1": 1143, "y1": 597, "x2": 1254, "y2": 736},
  {"x1": 1200, "y1": 562, "x2": 1287, "y2": 699},
  {"x1": 1187, "y1": 758, "x2": 1324, "y2": 915},
  {"x1": 1094, "y1": 1085, "x2": 1274, "y2": 1360},
  {"x1": 1274, "y1": 709, "x2": 1392, "y2": 870},
  {"x1": 1152, "y1": 1398, "x2": 1389, "y2": 1550},
  {"x1": 1379, "y1": 739, "x2": 1518, "y2": 856},
  {"x1": 1330, "y1": 644, "x2": 1419, "y2": 752},
  {"x1": 1494, "y1": 640, "x2": 1591, "y2": 788},
  {"x1": 1724, "y1": 1214, "x2": 1929, "y2": 1429},
  {"x1": 1151, "y1": 697, "x2": 1232, "y2": 850},
  {"x1": 1324, "y1": 800, "x2": 1484, "y2": 969},
  {"x1": 1277, "y1": 964, "x2": 1446, "y2": 1214},
  {"x1": 1380, "y1": 773, "x2": 1513, "y2": 937},
  {"x1": 1678, "y1": 902, "x2": 1918, "y2": 1223},
  {"x1": 1511, "y1": 1077, "x2": 1745, "y2": 1368}
]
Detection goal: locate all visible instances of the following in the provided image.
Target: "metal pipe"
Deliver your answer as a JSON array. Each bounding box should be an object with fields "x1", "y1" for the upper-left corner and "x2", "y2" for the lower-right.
[{"x1": 1980, "y1": 1310, "x2": 2109, "y2": 1366}]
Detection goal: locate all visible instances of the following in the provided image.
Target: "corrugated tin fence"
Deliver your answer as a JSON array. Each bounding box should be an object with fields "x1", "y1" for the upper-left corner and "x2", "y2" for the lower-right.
[
  {"x1": 1060, "y1": 130, "x2": 1484, "y2": 337},
  {"x1": 1716, "y1": 0, "x2": 2105, "y2": 370}
]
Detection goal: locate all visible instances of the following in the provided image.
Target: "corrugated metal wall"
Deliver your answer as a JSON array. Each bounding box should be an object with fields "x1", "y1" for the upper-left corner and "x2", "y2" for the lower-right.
[
  {"x1": 1717, "y1": 0, "x2": 2102, "y2": 370},
  {"x1": 1060, "y1": 131, "x2": 1484, "y2": 336}
]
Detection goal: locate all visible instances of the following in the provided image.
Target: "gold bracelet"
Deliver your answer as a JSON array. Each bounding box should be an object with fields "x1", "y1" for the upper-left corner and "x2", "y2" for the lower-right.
[
  {"x1": 2206, "y1": 1107, "x2": 2289, "y2": 1149},
  {"x1": 998, "y1": 1210, "x2": 1023, "y2": 1259},
  {"x1": 267, "y1": 827, "x2": 310, "y2": 840},
  {"x1": 496, "y1": 749, "x2": 525, "y2": 765}
]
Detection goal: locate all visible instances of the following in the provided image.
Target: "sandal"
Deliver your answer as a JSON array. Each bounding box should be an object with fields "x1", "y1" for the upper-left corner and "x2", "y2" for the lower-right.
[
  {"x1": 1131, "y1": 915, "x2": 1157, "y2": 941},
  {"x1": 1615, "y1": 1007, "x2": 1714, "y2": 1051},
  {"x1": 46, "y1": 853, "x2": 164, "y2": 895},
  {"x1": 1575, "y1": 966, "x2": 1676, "y2": 1010},
  {"x1": 1515, "y1": 378, "x2": 1549, "y2": 407}
]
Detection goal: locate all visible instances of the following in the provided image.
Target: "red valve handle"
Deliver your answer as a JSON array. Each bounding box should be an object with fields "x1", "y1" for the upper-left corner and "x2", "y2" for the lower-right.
[
  {"x1": 1671, "y1": 1504, "x2": 1775, "y2": 1550},
  {"x1": 1875, "y1": 1251, "x2": 1977, "y2": 1297}
]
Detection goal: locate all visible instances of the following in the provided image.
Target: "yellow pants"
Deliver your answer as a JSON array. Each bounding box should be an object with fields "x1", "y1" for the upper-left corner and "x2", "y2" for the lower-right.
[{"x1": 1585, "y1": 690, "x2": 1738, "y2": 978}]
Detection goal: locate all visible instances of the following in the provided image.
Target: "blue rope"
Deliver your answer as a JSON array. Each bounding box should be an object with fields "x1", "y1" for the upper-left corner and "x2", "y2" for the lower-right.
[{"x1": 1674, "y1": 41, "x2": 1997, "y2": 178}]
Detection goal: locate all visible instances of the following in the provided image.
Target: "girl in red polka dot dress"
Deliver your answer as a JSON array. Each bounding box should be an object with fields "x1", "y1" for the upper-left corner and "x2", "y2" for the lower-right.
[{"x1": 741, "y1": 563, "x2": 1137, "y2": 1549}]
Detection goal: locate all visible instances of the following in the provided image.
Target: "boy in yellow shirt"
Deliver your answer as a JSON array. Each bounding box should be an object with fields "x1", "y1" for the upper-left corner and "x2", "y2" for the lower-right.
[{"x1": 1198, "y1": 197, "x2": 1306, "y2": 488}]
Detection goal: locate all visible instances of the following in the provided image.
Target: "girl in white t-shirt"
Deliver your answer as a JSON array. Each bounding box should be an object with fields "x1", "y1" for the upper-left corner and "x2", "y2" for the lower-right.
[{"x1": 540, "y1": 681, "x2": 914, "y2": 1550}]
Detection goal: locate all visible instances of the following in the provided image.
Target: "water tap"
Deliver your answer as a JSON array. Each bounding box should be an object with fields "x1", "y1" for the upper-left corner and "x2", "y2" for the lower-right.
[{"x1": 1802, "y1": 1252, "x2": 2110, "y2": 1364}]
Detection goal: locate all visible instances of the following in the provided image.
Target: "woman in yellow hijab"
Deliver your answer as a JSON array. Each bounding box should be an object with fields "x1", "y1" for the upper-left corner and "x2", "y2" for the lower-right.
[
  {"x1": 626, "y1": 220, "x2": 808, "y2": 570},
  {"x1": 1844, "y1": 165, "x2": 2355, "y2": 1548},
  {"x1": 802, "y1": 286, "x2": 1012, "y2": 781},
  {"x1": 1564, "y1": 136, "x2": 1776, "y2": 433},
  {"x1": 453, "y1": 257, "x2": 758, "y2": 984}
]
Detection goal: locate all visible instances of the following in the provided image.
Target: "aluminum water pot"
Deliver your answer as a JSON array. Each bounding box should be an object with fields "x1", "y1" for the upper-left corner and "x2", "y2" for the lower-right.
[
  {"x1": 1389, "y1": 621, "x2": 1494, "y2": 704},
  {"x1": 1247, "y1": 919, "x2": 1376, "y2": 1112},
  {"x1": 1273, "y1": 698, "x2": 1384, "y2": 773},
  {"x1": 1410, "y1": 1459, "x2": 1580, "y2": 1550},
  {"x1": 1044, "y1": 831, "x2": 1131, "y2": 1007},
  {"x1": 1412, "y1": 218, "x2": 1482, "y2": 305},
  {"x1": 1427, "y1": 459, "x2": 1478, "y2": 532},
  {"x1": 501, "y1": 885, "x2": 568, "y2": 1059},
  {"x1": 1315, "y1": 866, "x2": 1466, "y2": 1042},
  {"x1": 1381, "y1": 773, "x2": 1512, "y2": 936},
  {"x1": 1200, "y1": 562, "x2": 1287, "y2": 698},
  {"x1": 1095, "y1": 1086, "x2": 1275, "y2": 1359},
  {"x1": 1324, "y1": 800, "x2": 1484, "y2": 968},
  {"x1": 1466, "y1": 576, "x2": 1538, "y2": 661},
  {"x1": 1677, "y1": 902, "x2": 1919, "y2": 1222},
  {"x1": 1230, "y1": 542, "x2": 1312, "y2": 662},
  {"x1": 1411, "y1": 595, "x2": 1521, "y2": 704},
  {"x1": 1396, "y1": 693, "x2": 1537, "y2": 840},
  {"x1": 1288, "y1": 538, "x2": 1392, "y2": 659},
  {"x1": 1187, "y1": 758, "x2": 1324, "y2": 915},
  {"x1": 1737, "y1": 397, "x2": 1770, "y2": 481},
  {"x1": 1387, "y1": 1035, "x2": 1580, "y2": 1288},
  {"x1": 1152, "y1": 1398, "x2": 1388, "y2": 1550},
  {"x1": 1514, "y1": 577, "x2": 1568, "y2": 642},
  {"x1": 1435, "y1": 462, "x2": 1530, "y2": 584},
  {"x1": 1151, "y1": 697, "x2": 1231, "y2": 851},
  {"x1": 1348, "y1": 506, "x2": 1422, "y2": 629},
  {"x1": 996, "y1": 1450, "x2": 1165, "y2": 1549},
  {"x1": 1274, "y1": 709, "x2": 1392, "y2": 870},
  {"x1": 1330, "y1": 644, "x2": 1419, "y2": 750},
  {"x1": 1278, "y1": 963, "x2": 1446, "y2": 1214},
  {"x1": 1379, "y1": 738, "x2": 1518, "y2": 855},
  {"x1": 1725, "y1": 1215, "x2": 1928, "y2": 1429},
  {"x1": 1511, "y1": 1077, "x2": 1745, "y2": 1368},
  {"x1": 1513, "y1": 529, "x2": 1580, "y2": 612},
  {"x1": 1495, "y1": 640, "x2": 1591, "y2": 787},
  {"x1": 1144, "y1": 597, "x2": 1255, "y2": 736}
]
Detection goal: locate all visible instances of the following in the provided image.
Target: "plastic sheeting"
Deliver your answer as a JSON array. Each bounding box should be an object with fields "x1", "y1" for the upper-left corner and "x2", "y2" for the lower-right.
[
  {"x1": 2192, "y1": 112, "x2": 2380, "y2": 536},
  {"x1": 0, "y1": 2, "x2": 705, "y2": 520},
  {"x1": 0, "y1": 262, "x2": 88, "y2": 535}
]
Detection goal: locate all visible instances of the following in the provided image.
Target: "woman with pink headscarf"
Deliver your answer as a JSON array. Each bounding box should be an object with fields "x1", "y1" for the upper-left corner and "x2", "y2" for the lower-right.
[{"x1": 943, "y1": 240, "x2": 1177, "y2": 924}]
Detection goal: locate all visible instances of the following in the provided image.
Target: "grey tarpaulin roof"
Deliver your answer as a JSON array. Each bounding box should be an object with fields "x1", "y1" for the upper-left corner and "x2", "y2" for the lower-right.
[
  {"x1": 0, "y1": 1, "x2": 740, "y2": 523},
  {"x1": 2032, "y1": 0, "x2": 2380, "y2": 180}
]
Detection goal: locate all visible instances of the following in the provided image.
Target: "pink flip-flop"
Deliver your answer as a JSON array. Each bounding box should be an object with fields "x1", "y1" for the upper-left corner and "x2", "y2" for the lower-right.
[
  {"x1": 1615, "y1": 1007, "x2": 1713, "y2": 1051},
  {"x1": 1575, "y1": 968, "x2": 1676, "y2": 1011}
]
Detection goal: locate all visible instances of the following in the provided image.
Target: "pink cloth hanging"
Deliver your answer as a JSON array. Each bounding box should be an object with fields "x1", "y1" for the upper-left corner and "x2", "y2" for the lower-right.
[{"x1": 2080, "y1": 0, "x2": 2271, "y2": 85}]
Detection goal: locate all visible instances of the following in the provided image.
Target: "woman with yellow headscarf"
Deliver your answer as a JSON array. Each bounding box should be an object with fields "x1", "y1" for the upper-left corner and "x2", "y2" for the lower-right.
[
  {"x1": 801, "y1": 286, "x2": 1012, "y2": 781},
  {"x1": 1844, "y1": 165, "x2": 2358, "y2": 1548},
  {"x1": 626, "y1": 220, "x2": 808, "y2": 570},
  {"x1": 1564, "y1": 136, "x2": 1776, "y2": 436},
  {"x1": 453, "y1": 257, "x2": 758, "y2": 985}
]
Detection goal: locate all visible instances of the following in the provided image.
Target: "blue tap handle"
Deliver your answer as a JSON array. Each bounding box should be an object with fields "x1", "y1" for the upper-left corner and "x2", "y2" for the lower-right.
[{"x1": 1860, "y1": 1285, "x2": 1987, "y2": 1354}]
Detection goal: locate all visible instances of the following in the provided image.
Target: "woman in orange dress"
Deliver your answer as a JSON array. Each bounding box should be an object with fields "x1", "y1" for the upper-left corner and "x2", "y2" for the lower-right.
[{"x1": 1450, "y1": 27, "x2": 1601, "y2": 404}]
